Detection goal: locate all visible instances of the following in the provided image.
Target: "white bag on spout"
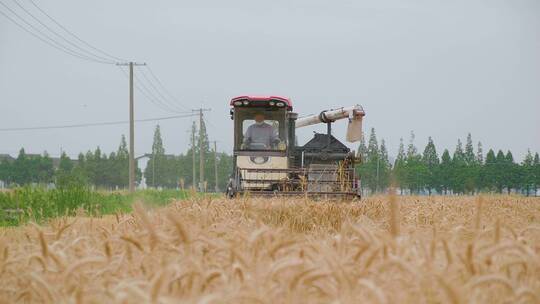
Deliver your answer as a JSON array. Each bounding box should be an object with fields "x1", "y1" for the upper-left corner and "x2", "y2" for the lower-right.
[{"x1": 346, "y1": 116, "x2": 363, "y2": 143}]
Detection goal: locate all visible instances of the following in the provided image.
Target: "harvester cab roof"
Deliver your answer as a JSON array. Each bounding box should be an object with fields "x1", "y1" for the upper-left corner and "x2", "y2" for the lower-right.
[
  {"x1": 230, "y1": 96, "x2": 292, "y2": 110},
  {"x1": 227, "y1": 95, "x2": 365, "y2": 199}
]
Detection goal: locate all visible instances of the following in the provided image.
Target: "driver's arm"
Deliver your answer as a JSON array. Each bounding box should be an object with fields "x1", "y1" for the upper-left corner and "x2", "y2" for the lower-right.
[
  {"x1": 270, "y1": 126, "x2": 280, "y2": 144},
  {"x1": 242, "y1": 126, "x2": 252, "y2": 146}
]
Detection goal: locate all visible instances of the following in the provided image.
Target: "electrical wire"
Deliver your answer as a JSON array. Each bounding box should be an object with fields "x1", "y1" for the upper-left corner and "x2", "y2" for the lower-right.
[
  {"x1": 139, "y1": 67, "x2": 188, "y2": 112},
  {"x1": 202, "y1": 115, "x2": 219, "y2": 131},
  {"x1": 134, "y1": 72, "x2": 185, "y2": 113},
  {"x1": 0, "y1": 7, "x2": 113, "y2": 64},
  {"x1": 117, "y1": 66, "x2": 172, "y2": 112},
  {"x1": 145, "y1": 65, "x2": 190, "y2": 111},
  {"x1": 12, "y1": 0, "x2": 115, "y2": 63},
  {"x1": 116, "y1": 65, "x2": 186, "y2": 113},
  {"x1": 0, "y1": 113, "x2": 197, "y2": 132},
  {"x1": 27, "y1": 0, "x2": 127, "y2": 62},
  {"x1": 1, "y1": 1, "x2": 193, "y2": 118},
  {"x1": 139, "y1": 69, "x2": 186, "y2": 111},
  {"x1": 0, "y1": 0, "x2": 114, "y2": 64}
]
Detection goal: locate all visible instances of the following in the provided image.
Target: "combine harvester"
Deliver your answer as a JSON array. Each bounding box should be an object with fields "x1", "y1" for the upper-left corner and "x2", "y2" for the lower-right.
[{"x1": 226, "y1": 96, "x2": 365, "y2": 199}]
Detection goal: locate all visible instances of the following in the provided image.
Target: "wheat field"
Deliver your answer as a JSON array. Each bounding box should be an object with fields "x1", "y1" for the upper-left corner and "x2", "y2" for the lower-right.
[{"x1": 0, "y1": 195, "x2": 539, "y2": 303}]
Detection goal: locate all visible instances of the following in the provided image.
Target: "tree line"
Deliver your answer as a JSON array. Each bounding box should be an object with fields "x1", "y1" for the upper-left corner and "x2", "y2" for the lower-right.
[
  {"x1": 0, "y1": 121, "x2": 233, "y2": 191},
  {"x1": 0, "y1": 135, "x2": 141, "y2": 189},
  {"x1": 357, "y1": 128, "x2": 540, "y2": 196},
  {"x1": 2, "y1": 125, "x2": 538, "y2": 195}
]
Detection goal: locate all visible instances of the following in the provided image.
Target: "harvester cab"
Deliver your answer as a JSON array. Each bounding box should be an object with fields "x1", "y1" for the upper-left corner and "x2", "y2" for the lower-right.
[{"x1": 227, "y1": 95, "x2": 365, "y2": 199}]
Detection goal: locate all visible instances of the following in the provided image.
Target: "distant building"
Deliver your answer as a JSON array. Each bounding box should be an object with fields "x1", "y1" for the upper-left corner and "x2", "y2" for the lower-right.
[
  {"x1": 0, "y1": 154, "x2": 14, "y2": 188},
  {"x1": 0, "y1": 154, "x2": 15, "y2": 164},
  {"x1": 25, "y1": 154, "x2": 42, "y2": 158},
  {"x1": 0, "y1": 153, "x2": 78, "y2": 169}
]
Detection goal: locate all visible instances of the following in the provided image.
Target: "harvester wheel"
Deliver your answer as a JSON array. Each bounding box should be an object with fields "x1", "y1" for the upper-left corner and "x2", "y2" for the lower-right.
[{"x1": 226, "y1": 180, "x2": 236, "y2": 199}]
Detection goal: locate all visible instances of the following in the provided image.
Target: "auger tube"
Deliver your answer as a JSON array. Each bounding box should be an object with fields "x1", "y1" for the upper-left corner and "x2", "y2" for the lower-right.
[{"x1": 295, "y1": 105, "x2": 365, "y2": 128}]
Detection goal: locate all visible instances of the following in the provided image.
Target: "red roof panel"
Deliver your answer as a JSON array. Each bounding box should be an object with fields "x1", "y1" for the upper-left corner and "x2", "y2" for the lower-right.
[{"x1": 230, "y1": 95, "x2": 292, "y2": 109}]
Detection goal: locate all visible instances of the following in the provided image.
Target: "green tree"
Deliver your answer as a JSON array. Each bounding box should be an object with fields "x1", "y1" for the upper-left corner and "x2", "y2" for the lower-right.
[
  {"x1": 439, "y1": 149, "x2": 452, "y2": 194},
  {"x1": 393, "y1": 138, "x2": 406, "y2": 194},
  {"x1": 39, "y1": 152, "x2": 54, "y2": 184},
  {"x1": 484, "y1": 149, "x2": 497, "y2": 192},
  {"x1": 216, "y1": 152, "x2": 233, "y2": 190},
  {"x1": 504, "y1": 151, "x2": 517, "y2": 193},
  {"x1": 191, "y1": 121, "x2": 200, "y2": 186},
  {"x1": 378, "y1": 139, "x2": 391, "y2": 191},
  {"x1": 145, "y1": 125, "x2": 173, "y2": 188},
  {"x1": 55, "y1": 151, "x2": 87, "y2": 188},
  {"x1": 534, "y1": 153, "x2": 540, "y2": 195},
  {"x1": 0, "y1": 155, "x2": 14, "y2": 186},
  {"x1": 521, "y1": 150, "x2": 535, "y2": 196},
  {"x1": 59, "y1": 152, "x2": 74, "y2": 172},
  {"x1": 476, "y1": 142, "x2": 484, "y2": 164},
  {"x1": 462, "y1": 134, "x2": 478, "y2": 194},
  {"x1": 494, "y1": 150, "x2": 506, "y2": 193},
  {"x1": 55, "y1": 152, "x2": 73, "y2": 188},
  {"x1": 404, "y1": 131, "x2": 425, "y2": 194},
  {"x1": 422, "y1": 137, "x2": 439, "y2": 194},
  {"x1": 13, "y1": 148, "x2": 29, "y2": 185},
  {"x1": 464, "y1": 133, "x2": 476, "y2": 165},
  {"x1": 357, "y1": 131, "x2": 367, "y2": 163},
  {"x1": 113, "y1": 135, "x2": 129, "y2": 188},
  {"x1": 451, "y1": 139, "x2": 466, "y2": 194},
  {"x1": 359, "y1": 128, "x2": 379, "y2": 193},
  {"x1": 476, "y1": 142, "x2": 485, "y2": 191}
]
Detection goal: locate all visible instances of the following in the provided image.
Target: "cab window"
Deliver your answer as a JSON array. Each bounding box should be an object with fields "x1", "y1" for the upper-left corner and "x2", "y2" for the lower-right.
[{"x1": 234, "y1": 108, "x2": 286, "y2": 151}]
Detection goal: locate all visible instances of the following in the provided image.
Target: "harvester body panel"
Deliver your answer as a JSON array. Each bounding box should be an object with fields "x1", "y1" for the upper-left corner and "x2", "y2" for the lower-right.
[{"x1": 236, "y1": 155, "x2": 288, "y2": 189}]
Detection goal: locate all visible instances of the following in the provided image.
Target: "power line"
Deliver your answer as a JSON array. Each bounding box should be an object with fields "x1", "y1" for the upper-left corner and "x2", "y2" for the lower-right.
[
  {"x1": 202, "y1": 115, "x2": 219, "y2": 131},
  {"x1": 145, "y1": 65, "x2": 190, "y2": 111},
  {"x1": 0, "y1": 0, "x2": 114, "y2": 64},
  {"x1": 0, "y1": 113, "x2": 197, "y2": 132},
  {"x1": 1, "y1": 1, "x2": 189, "y2": 113},
  {"x1": 139, "y1": 66, "x2": 188, "y2": 112},
  {"x1": 11, "y1": 0, "x2": 115, "y2": 63},
  {"x1": 133, "y1": 72, "x2": 184, "y2": 113},
  {"x1": 116, "y1": 65, "x2": 185, "y2": 113},
  {"x1": 27, "y1": 0, "x2": 127, "y2": 62}
]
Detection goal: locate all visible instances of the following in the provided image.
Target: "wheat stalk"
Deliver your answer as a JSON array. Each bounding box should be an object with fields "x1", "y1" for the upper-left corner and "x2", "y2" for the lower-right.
[{"x1": 388, "y1": 188, "x2": 400, "y2": 238}]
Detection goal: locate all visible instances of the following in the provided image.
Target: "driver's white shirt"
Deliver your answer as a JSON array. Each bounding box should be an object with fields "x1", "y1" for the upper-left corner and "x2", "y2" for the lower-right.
[{"x1": 244, "y1": 122, "x2": 279, "y2": 148}]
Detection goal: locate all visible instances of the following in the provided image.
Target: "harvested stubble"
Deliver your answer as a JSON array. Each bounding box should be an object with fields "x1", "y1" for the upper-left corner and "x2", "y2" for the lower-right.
[{"x1": 0, "y1": 196, "x2": 539, "y2": 303}]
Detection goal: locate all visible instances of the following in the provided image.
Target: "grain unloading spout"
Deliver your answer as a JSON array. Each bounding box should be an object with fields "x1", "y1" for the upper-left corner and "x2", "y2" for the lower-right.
[{"x1": 295, "y1": 105, "x2": 365, "y2": 142}]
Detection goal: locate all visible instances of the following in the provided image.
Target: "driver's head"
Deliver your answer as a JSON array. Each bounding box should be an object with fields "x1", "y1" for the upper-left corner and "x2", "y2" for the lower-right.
[{"x1": 254, "y1": 113, "x2": 265, "y2": 124}]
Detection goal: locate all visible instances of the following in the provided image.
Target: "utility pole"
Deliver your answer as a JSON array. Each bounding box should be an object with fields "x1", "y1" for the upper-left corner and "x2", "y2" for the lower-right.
[
  {"x1": 191, "y1": 121, "x2": 196, "y2": 191},
  {"x1": 213, "y1": 141, "x2": 219, "y2": 193},
  {"x1": 192, "y1": 108, "x2": 211, "y2": 192},
  {"x1": 199, "y1": 108, "x2": 204, "y2": 192},
  {"x1": 376, "y1": 157, "x2": 380, "y2": 193},
  {"x1": 116, "y1": 61, "x2": 146, "y2": 193}
]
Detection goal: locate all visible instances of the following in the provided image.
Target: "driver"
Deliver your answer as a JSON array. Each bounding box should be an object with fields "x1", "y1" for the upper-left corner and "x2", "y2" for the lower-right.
[{"x1": 243, "y1": 113, "x2": 280, "y2": 149}]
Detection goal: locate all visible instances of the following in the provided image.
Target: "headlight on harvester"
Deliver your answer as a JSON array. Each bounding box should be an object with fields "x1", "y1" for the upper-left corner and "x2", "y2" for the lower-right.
[
  {"x1": 250, "y1": 156, "x2": 269, "y2": 164},
  {"x1": 276, "y1": 102, "x2": 285, "y2": 107},
  {"x1": 233, "y1": 101, "x2": 243, "y2": 106}
]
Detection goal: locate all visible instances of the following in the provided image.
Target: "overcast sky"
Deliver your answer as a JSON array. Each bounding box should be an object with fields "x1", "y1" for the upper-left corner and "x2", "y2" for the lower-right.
[{"x1": 1, "y1": 0, "x2": 539, "y2": 161}]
